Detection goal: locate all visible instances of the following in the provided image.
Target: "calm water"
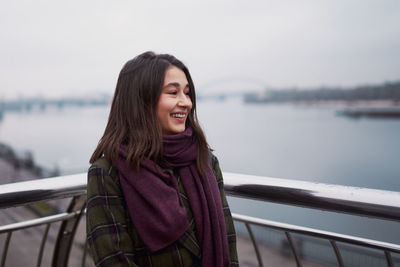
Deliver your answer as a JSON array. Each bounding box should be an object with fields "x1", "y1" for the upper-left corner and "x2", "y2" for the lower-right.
[{"x1": 1, "y1": 99, "x2": 399, "y2": 243}]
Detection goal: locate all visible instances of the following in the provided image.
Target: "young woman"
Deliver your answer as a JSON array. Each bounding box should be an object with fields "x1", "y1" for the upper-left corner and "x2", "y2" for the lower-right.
[{"x1": 86, "y1": 52, "x2": 238, "y2": 267}]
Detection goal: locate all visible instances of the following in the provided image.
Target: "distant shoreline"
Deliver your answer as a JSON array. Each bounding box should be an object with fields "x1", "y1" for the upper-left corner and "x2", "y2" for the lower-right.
[
  {"x1": 288, "y1": 99, "x2": 400, "y2": 108},
  {"x1": 244, "y1": 99, "x2": 400, "y2": 107}
]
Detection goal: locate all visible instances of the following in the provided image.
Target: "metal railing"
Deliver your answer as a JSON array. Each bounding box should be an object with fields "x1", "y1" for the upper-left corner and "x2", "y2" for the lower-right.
[
  {"x1": 0, "y1": 172, "x2": 400, "y2": 267},
  {"x1": 0, "y1": 174, "x2": 87, "y2": 267},
  {"x1": 224, "y1": 172, "x2": 400, "y2": 267}
]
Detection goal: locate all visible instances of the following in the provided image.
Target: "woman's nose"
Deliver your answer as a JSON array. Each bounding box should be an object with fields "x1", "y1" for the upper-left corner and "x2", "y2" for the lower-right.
[{"x1": 177, "y1": 93, "x2": 192, "y2": 107}]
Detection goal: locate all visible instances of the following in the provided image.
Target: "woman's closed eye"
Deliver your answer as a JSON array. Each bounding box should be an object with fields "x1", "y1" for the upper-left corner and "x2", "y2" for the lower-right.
[{"x1": 166, "y1": 90, "x2": 190, "y2": 96}]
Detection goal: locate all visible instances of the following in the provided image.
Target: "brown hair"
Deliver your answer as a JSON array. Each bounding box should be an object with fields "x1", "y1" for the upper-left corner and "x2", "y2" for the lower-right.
[{"x1": 90, "y1": 51, "x2": 210, "y2": 174}]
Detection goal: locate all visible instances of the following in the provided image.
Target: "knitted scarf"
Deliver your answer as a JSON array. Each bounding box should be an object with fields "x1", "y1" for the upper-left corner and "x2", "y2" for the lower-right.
[{"x1": 116, "y1": 128, "x2": 230, "y2": 267}]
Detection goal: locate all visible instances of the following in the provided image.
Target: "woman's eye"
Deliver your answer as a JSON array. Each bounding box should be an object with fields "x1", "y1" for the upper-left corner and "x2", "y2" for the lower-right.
[
  {"x1": 168, "y1": 91, "x2": 177, "y2": 95},
  {"x1": 184, "y1": 91, "x2": 190, "y2": 96}
]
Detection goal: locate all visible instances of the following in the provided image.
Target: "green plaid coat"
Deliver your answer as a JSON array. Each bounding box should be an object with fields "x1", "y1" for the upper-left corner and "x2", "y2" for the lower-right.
[{"x1": 86, "y1": 155, "x2": 239, "y2": 267}]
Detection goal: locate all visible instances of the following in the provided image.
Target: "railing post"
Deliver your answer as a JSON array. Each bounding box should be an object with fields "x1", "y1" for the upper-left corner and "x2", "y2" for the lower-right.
[
  {"x1": 285, "y1": 232, "x2": 302, "y2": 267},
  {"x1": 329, "y1": 240, "x2": 344, "y2": 267},
  {"x1": 36, "y1": 223, "x2": 51, "y2": 267},
  {"x1": 1, "y1": 232, "x2": 12, "y2": 267},
  {"x1": 245, "y1": 223, "x2": 264, "y2": 267},
  {"x1": 51, "y1": 195, "x2": 86, "y2": 267},
  {"x1": 384, "y1": 251, "x2": 393, "y2": 267}
]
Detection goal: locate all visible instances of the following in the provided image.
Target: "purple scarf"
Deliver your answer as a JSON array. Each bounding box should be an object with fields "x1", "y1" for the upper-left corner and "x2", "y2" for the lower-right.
[{"x1": 116, "y1": 128, "x2": 230, "y2": 267}]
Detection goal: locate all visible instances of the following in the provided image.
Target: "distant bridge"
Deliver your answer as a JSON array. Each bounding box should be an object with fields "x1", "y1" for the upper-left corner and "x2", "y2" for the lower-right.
[{"x1": 0, "y1": 97, "x2": 110, "y2": 113}]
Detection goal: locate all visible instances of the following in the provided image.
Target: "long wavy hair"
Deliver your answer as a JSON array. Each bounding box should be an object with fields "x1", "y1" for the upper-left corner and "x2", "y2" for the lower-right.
[{"x1": 90, "y1": 51, "x2": 210, "y2": 174}]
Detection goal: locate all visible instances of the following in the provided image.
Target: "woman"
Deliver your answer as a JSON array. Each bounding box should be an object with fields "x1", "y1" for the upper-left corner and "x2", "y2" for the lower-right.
[{"x1": 86, "y1": 51, "x2": 238, "y2": 267}]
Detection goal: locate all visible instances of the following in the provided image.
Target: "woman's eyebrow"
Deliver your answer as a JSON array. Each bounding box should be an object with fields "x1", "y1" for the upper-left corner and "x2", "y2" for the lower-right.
[{"x1": 164, "y1": 82, "x2": 189, "y2": 89}]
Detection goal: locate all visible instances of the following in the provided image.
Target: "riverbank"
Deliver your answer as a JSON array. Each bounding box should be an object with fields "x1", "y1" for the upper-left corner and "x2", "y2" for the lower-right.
[
  {"x1": 0, "y1": 142, "x2": 59, "y2": 184},
  {"x1": 0, "y1": 157, "x2": 39, "y2": 184},
  {"x1": 246, "y1": 99, "x2": 400, "y2": 108}
]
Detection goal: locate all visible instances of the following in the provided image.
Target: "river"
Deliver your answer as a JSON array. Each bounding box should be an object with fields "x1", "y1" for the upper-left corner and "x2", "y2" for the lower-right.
[{"x1": 0, "y1": 98, "x2": 399, "y2": 245}]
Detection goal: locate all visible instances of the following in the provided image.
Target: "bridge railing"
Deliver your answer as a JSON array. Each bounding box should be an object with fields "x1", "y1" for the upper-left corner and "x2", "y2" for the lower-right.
[
  {"x1": 0, "y1": 174, "x2": 87, "y2": 267},
  {"x1": 224, "y1": 172, "x2": 400, "y2": 267},
  {"x1": 0, "y1": 172, "x2": 400, "y2": 267}
]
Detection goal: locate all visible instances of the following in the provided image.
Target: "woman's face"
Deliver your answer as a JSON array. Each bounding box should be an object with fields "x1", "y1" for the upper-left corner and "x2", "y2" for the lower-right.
[{"x1": 157, "y1": 66, "x2": 193, "y2": 135}]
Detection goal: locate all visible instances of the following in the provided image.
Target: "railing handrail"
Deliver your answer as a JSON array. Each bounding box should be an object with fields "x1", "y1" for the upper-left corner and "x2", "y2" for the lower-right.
[
  {"x1": 223, "y1": 172, "x2": 400, "y2": 221},
  {"x1": 0, "y1": 174, "x2": 86, "y2": 209},
  {"x1": 1, "y1": 172, "x2": 400, "y2": 221}
]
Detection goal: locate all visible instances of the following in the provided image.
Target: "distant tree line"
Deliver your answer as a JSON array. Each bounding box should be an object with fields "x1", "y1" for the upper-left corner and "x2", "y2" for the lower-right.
[{"x1": 245, "y1": 81, "x2": 400, "y2": 103}]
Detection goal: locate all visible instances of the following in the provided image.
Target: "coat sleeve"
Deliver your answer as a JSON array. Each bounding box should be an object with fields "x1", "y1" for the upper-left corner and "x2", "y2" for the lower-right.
[
  {"x1": 211, "y1": 155, "x2": 240, "y2": 267},
  {"x1": 86, "y1": 161, "x2": 140, "y2": 267}
]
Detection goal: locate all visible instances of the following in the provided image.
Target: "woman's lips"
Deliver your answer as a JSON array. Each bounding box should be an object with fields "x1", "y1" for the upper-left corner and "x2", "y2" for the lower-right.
[{"x1": 171, "y1": 112, "x2": 186, "y2": 122}]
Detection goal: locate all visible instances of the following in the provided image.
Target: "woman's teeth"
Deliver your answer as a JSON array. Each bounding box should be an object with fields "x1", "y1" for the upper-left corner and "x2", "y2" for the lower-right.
[{"x1": 171, "y1": 113, "x2": 185, "y2": 118}]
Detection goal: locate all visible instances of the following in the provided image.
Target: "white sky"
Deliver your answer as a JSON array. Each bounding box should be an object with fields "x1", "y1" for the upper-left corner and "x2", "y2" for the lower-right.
[{"x1": 0, "y1": 0, "x2": 399, "y2": 98}]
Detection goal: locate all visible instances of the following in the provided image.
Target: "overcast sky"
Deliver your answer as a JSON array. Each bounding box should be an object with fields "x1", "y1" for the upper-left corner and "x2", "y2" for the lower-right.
[{"x1": 0, "y1": 0, "x2": 399, "y2": 98}]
